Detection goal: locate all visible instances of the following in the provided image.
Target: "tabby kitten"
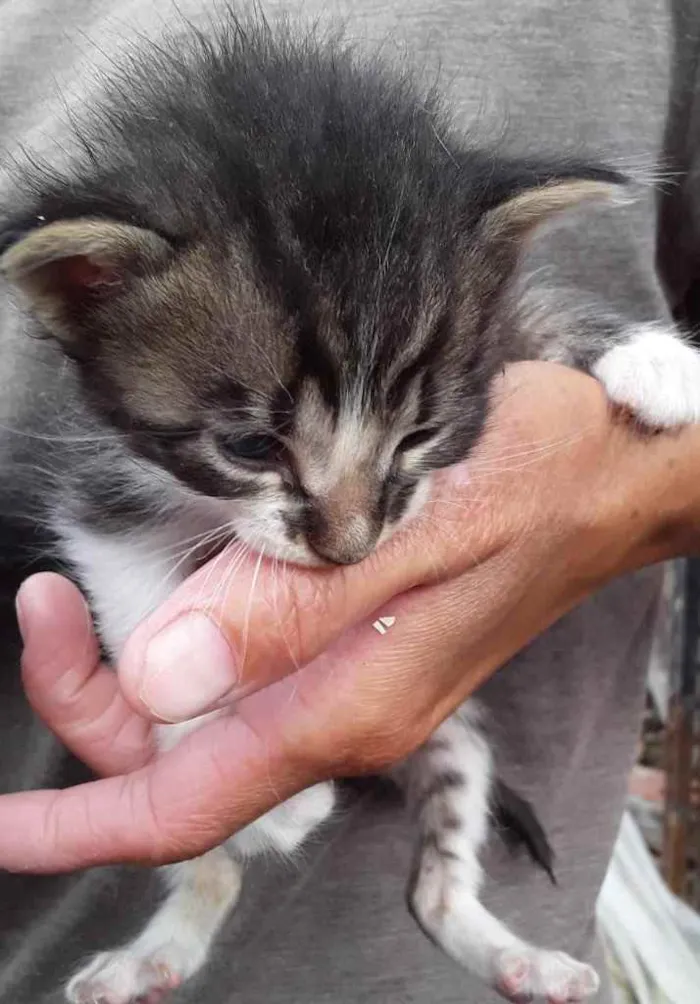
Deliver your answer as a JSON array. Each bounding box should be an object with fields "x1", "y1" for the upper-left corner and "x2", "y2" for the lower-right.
[{"x1": 2, "y1": 14, "x2": 700, "y2": 1004}]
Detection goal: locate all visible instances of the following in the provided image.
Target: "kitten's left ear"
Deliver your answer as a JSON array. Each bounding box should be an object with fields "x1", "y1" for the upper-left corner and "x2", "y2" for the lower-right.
[
  {"x1": 0, "y1": 218, "x2": 174, "y2": 351},
  {"x1": 476, "y1": 166, "x2": 629, "y2": 273}
]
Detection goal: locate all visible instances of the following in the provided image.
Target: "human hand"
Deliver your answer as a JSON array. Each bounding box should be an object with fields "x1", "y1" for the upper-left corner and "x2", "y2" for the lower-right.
[{"x1": 3, "y1": 361, "x2": 691, "y2": 873}]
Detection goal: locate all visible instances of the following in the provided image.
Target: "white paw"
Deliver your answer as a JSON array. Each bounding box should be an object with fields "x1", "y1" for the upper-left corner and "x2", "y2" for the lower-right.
[
  {"x1": 65, "y1": 934, "x2": 206, "y2": 1004},
  {"x1": 593, "y1": 323, "x2": 700, "y2": 428},
  {"x1": 494, "y1": 946, "x2": 600, "y2": 1003}
]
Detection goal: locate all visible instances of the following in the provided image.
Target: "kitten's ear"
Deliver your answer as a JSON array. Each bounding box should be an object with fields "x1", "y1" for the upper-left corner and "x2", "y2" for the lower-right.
[
  {"x1": 0, "y1": 218, "x2": 173, "y2": 349},
  {"x1": 476, "y1": 168, "x2": 628, "y2": 271}
]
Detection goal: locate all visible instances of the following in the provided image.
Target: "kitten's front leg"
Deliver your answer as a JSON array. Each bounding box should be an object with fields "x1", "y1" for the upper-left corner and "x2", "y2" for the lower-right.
[
  {"x1": 61, "y1": 525, "x2": 334, "y2": 1003},
  {"x1": 399, "y1": 705, "x2": 599, "y2": 1002},
  {"x1": 516, "y1": 284, "x2": 700, "y2": 427},
  {"x1": 591, "y1": 321, "x2": 700, "y2": 427}
]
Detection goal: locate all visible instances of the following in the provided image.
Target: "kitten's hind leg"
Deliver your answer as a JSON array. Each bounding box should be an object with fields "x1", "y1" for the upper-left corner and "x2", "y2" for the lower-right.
[
  {"x1": 66, "y1": 849, "x2": 241, "y2": 1004},
  {"x1": 400, "y1": 707, "x2": 599, "y2": 1002},
  {"x1": 591, "y1": 322, "x2": 700, "y2": 427}
]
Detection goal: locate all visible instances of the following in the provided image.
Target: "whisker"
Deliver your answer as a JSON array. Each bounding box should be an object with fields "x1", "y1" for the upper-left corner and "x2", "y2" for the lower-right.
[
  {"x1": 240, "y1": 549, "x2": 265, "y2": 672},
  {"x1": 134, "y1": 524, "x2": 235, "y2": 625},
  {"x1": 144, "y1": 522, "x2": 234, "y2": 559},
  {"x1": 198, "y1": 539, "x2": 250, "y2": 621},
  {"x1": 271, "y1": 553, "x2": 302, "y2": 676},
  {"x1": 215, "y1": 538, "x2": 258, "y2": 632}
]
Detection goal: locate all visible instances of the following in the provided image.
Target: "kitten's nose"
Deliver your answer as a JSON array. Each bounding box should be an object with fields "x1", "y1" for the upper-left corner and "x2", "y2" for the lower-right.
[
  {"x1": 309, "y1": 540, "x2": 370, "y2": 565},
  {"x1": 306, "y1": 511, "x2": 380, "y2": 566}
]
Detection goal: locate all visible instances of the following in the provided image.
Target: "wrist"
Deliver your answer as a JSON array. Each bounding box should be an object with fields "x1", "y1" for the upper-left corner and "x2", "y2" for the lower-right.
[
  {"x1": 633, "y1": 423, "x2": 700, "y2": 564},
  {"x1": 581, "y1": 414, "x2": 700, "y2": 582}
]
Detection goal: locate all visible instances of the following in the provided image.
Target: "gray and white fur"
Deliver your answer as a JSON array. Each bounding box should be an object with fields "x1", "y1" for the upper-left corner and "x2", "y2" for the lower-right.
[{"x1": 2, "y1": 13, "x2": 700, "y2": 1004}]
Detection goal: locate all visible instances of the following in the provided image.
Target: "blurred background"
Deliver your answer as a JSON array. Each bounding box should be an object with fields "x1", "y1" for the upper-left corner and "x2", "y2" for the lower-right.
[{"x1": 600, "y1": 559, "x2": 700, "y2": 1003}]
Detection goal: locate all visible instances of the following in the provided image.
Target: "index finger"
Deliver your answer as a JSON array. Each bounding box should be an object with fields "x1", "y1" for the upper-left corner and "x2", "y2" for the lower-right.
[{"x1": 0, "y1": 709, "x2": 295, "y2": 872}]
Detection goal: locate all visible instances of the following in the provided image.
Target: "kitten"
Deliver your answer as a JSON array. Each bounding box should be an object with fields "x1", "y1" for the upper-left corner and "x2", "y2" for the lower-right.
[{"x1": 2, "y1": 13, "x2": 700, "y2": 1004}]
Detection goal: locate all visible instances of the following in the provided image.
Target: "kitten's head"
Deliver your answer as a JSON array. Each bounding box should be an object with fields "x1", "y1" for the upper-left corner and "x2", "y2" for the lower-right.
[{"x1": 0, "y1": 21, "x2": 624, "y2": 565}]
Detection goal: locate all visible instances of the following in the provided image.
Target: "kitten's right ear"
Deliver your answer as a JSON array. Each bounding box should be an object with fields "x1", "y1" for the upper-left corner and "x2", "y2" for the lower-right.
[{"x1": 0, "y1": 219, "x2": 174, "y2": 351}]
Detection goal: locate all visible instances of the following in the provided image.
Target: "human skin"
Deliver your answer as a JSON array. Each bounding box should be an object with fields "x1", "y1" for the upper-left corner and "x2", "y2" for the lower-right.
[{"x1": 3, "y1": 360, "x2": 696, "y2": 873}]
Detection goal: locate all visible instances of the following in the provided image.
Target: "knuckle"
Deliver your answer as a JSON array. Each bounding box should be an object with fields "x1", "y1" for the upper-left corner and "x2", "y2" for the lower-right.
[
  {"x1": 119, "y1": 774, "x2": 177, "y2": 865},
  {"x1": 22, "y1": 645, "x2": 93, "y2": 711},
  {"x1": 37, "y1": 791, "x2": 63, "y2": 859}
]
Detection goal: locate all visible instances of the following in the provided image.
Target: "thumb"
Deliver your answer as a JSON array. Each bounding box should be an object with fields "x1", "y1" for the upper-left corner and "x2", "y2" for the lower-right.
[{"x1": 117, "y1": 536, "x2": 434, "y2": 724}]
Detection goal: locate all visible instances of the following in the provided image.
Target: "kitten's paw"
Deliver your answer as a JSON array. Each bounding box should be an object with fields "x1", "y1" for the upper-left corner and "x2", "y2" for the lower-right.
[
  {"x1": 494, "y1": 947, "x2": 599, "y2": 1003},
  {"x1": 65, "y1": 935, "x2": 205, "y2": 1004},
  {"x1": 592, "y1": 323, "x2": 700, "y2": 428}
]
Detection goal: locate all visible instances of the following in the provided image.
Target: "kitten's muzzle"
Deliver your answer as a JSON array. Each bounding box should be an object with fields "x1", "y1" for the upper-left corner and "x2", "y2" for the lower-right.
[{"x1": 304, "y1": 505, "x2": 381, "y2": 566}]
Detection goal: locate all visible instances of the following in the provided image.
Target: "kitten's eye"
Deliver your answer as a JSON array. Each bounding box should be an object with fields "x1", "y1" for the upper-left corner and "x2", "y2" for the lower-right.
[
  {"x1": 397, "y1": 428, "x2": 439, "y2": 453},
  {"x1": 216, "y1": 432, "x2": 281, "y2": 464}
]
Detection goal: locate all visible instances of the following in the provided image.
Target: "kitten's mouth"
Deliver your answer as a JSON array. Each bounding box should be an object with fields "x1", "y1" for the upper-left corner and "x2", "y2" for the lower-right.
[{"x1": 209, "y1": 529, "x2": 330, "y2": 572}]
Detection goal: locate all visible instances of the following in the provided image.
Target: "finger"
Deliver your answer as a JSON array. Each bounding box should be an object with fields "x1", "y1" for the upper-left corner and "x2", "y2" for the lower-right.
[
  {"x1": 0, "y1": 705, "x2": 306, "y2": 872},
  {"x1": 17, "y1": 573, "x2": 153, "y2": 776}
]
